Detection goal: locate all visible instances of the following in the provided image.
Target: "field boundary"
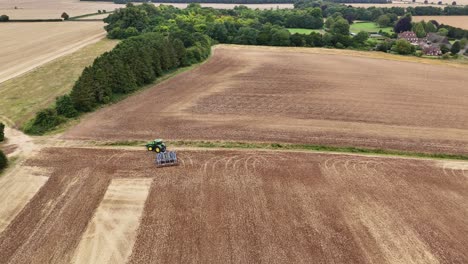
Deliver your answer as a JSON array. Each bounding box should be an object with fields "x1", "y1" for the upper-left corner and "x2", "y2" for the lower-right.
[{"x1": 99, "y1": 140, "x2": 468, "y2": 161}]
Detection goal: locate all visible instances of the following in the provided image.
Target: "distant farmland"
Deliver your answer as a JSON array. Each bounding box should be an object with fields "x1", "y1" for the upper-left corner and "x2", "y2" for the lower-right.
[
  {"x1": 413, "y1": 16, "x2": 468, "y2": 29},
  {"x1": 65, "y1": 45, "x2": 468, "y2": 155},
  {"x1": 0, "y1": 21, "x2": 106, "y2": 84}
]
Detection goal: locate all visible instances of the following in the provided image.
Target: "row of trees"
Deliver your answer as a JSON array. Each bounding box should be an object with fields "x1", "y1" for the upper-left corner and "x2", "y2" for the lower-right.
[
  {"x1": 105, "y1": 3, "x2": 367, "y2": 48},
  {"x1": 25, "y1": 31, "x2": 211, "y2": 134},
  {"x1": 0, "y1": 123, "x2": 6, "y2": 172}
]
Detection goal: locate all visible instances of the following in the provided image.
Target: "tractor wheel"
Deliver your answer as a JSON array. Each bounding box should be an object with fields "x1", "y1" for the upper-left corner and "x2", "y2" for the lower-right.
[
  {"x1": 161, "y1": 145, "x2": 166, "y2": 153},
  {"x1": 155, "y1": 147, "x2": 161, "y2": 153},
  {"x1": 148, "y1": 146, "x2": 153, "y2": 151}
]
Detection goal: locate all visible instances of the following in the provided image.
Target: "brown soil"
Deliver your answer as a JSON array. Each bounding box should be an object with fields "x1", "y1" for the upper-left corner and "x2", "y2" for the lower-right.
[
  {"x1": 64, "y1": 45, "x2": 468, "y2": 155},
  {"x1": 0, "y1": 147, "x2": 466, "y2": 263}
]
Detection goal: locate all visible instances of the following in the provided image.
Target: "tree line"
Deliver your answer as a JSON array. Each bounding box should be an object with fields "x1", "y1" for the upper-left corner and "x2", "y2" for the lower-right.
[
  {"x1": 0, "y1": 122, "x2": 6, "y2": 172},
  {"x1": 25, "y1": 31, "x2": 211, "y2": 134},
  {"x1": 82, "y1": 0, "x2": 393, "y2": 4}
]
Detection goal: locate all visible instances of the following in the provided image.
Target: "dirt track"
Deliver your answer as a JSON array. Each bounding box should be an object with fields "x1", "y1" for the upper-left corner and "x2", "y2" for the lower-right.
[
  {"x1": 0, "y1": 147, "x2": 466, "y2": 263},
  {"x1": 65, "y1": 45, "x2": 468, "y2": 155}
]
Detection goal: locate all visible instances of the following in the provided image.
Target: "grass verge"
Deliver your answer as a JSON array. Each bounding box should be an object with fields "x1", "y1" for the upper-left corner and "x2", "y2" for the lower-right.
[
  {"x1": 40, "y1": 56, "x2": 210, "y2": 136},
  {"x1": 102, "y1": 140, "x2": 468, "y2": 161},
  {"x1": 287, "y1": 28, "x2": 323, "y2": 34},
  {"x1": 0, "y1": 39, "x2": 118, "y2": 128},
  {"x1": 350, "y1": 22, "x2": 393, "y2": 34}
]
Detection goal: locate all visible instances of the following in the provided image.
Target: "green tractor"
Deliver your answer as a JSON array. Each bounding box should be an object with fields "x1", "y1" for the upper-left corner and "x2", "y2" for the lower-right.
[{"x1": 146, "y1": 139, "x2": 167, "y2": 153}]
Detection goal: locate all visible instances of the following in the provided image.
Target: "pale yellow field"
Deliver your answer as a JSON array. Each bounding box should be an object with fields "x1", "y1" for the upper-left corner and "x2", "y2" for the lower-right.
[
  {"x1": 0, "y1": 0, "x2": 293, "y2": 19},
  {"x1": 413, "y1": 16, "x2": 468, "y2": 29},
  {"x1": 0, "y1": 21, "x2": 106, "y2": 84},
  {"x1": 347, "y1": 0, "x2": 467, "y2": 7},
  {"x1": 0, "y1": 0, "x2": 125, "y2": 19}
]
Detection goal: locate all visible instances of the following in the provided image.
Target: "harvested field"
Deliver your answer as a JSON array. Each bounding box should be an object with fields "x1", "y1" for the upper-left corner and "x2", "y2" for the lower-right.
[
  {"x1": 0, "y1": 0, "x2": 292, "y2": 19},
  {"x1": 65, "y1": 45, "x2": 468, "y2": 155},
  {"x1": 0, "y1": 21, "x2": 106, "y2": 84},
  {"x1": 0, "y1": 38, "x2": 117, "y2": 126},
  {"x1": 0, "y1": 0, "x2": 124, "y2": 19},
  {"x1": 413, "y1": 16, "x2": 468, "y2": 29},
  {"x1": 0, "y1": 147, "x2": 466, "y2": 263}
]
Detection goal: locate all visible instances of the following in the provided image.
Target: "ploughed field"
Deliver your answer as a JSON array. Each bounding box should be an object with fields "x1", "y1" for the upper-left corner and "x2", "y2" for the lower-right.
[
  {"x1": 65, "y1": 45, "x2": 468, "y2": 155},
  {"x1": 0, "y1": 147, "x2": 467, "y2": 263}
]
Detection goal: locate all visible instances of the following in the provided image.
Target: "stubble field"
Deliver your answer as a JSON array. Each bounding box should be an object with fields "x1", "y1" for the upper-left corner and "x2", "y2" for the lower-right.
[
  {"x1": 1, "y1": 44, "x2": 468, "y2": 264},
  {"x1": 0, "y1": 0, "x2": 293, "y2": 19},
  {"x1": 65, "y1": 45, "x2": 468, "y2": 155},
  {"x1": 413, "y1": 16, "x2": 468, "y2": 29},
  {"x1": 0, "y1": 21, "x2": 106, "y2": 83},
  {"x1": 0, "y1": 147, "x2": 466, "y2": 264}
]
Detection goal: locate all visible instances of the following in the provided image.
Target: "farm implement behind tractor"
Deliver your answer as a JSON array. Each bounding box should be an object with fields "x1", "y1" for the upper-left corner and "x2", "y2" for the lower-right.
[{"x1": 146, "y1": 139, "x2": 178, "y2": 167}]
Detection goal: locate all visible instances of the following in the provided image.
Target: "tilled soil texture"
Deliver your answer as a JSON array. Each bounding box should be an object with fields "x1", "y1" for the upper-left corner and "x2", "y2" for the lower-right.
[
  {"x1": 65, "y1": 46, "x2": 468, "y2": 155},
  {"x1": 0, "y1": 148, "x2": 467, "y2": 264}
]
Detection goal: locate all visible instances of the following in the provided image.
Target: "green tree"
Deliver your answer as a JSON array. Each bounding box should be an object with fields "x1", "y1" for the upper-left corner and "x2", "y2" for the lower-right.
[
  {"x1": 425, "y1": 21, "x2": 437, "y2": 33},
  {"x1": 376, "y1": 15, "x2": 391, "y2": 28},
  {"x1": 451, "y1": 41, "x2": 461, "y2": 54},
  {"x1": 270, "y1": 28, "x2": 291, "y2": 46},
  {"x1": 234, "y1": 27, "x2": 258, "y2": 45},
  {"x1": 0, "y1": 150, "x2": 7, "y2": 171},
  {"x1": 460, "y1": 38, "x2": 467, "y2": 48},
  {"x1": 440, "y1": 44, "x2": 450, "y2": 54},
  {"x1": 437, "y1": 28, "x2": 449, "y2": 36},
  {"x1": 0, "y1": 122, "x2": 4, "y2": 142},
  {"x1": 56, "y1": 95, "x2": 78, "y2": 118},
  {"x1": 392, "y1": 39, "x2": 415, "y2": 55},
  {"x1": 413, "y1": 22, "x2": 426, "y2": 38},
  {"x1": 330, "y1": 17, "x2": 350, "y2": 36},
  {"x1": 0, "y1": 14, "x2": 9, "y2": 22},
  {"x1": 25, "y1": 109, "x2": 65, "y2": 135},
  {"x1": 353, "y1": 31, "x2": 369, "y2": 45}
]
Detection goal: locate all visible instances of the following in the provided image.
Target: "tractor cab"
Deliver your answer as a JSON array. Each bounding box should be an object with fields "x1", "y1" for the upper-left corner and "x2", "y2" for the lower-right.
[{"x1": 146, "y1": 139, "x2": 167, "y2": 153}]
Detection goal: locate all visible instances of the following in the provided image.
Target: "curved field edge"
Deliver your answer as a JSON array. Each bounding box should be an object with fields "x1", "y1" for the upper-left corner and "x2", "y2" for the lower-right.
[
  {"x1": 0, "y1": 39, "x2": 118, "y2": 127},
  {"x1": 37, "y1": 57, "x2": 211, "y2": 136}
]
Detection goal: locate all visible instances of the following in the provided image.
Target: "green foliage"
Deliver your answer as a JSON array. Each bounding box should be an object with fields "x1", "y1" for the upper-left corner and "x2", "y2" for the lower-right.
[
  {"x1": 413, "y1": 22, "x2": 427, "y2": 38},
  {"x1": 460, "y1": 38, "x2": 467, "y2": 47},
  {"x1": 451, "y1": 41, "x2": 461, "y2": 54},
  {"x1": 233, "y1": 27, "x2": 258, "y2": 45},
  {"x1": 425, "y1": 21, "x2": 437, "y2": 33},
  {"x1": 440, "y1": 44, "x2": 450, "y2": 54},
  {"x1": 376, "y1": 14, "x2": 391, "y2": 28},
  {"x1": 0, "y1": 123, "x2": 4, "y2": 142},
  {"x1": 270, "y1": 28, "x2": 291, "y2": 46},
  {"x1": 353, "y1": 31, "x2": 369, "y2": 45},
  {"x1": 330, "y1": 17, "x2": 350, "y2": 36},
  {"x1": 25, "y1": 108, "x2": 65, "y2": 135},
  {"x1": 0, "y1": 150, "x2": 7, "y2": 171},
  {"x1": 0, "y1": 14, "x2": 9, "y2": 22},
  {"x1": 392, "y1": 39, "x2": 415, "y2": 55},
  {"x1": 438, "y1": 28, "x2": 449, "y2": 36},
  {"x1": 56, "y1": 95, "x2": 78, "y2": 118}
]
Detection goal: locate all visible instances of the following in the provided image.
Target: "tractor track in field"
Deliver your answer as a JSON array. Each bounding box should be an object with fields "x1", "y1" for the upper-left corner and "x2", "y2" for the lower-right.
[
  {"x1": 0, "y1": 124, "x2": 467, "y2": 263},
  {"x1": 1, "y1": 45, "x2": 468, "y2": 263}
]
